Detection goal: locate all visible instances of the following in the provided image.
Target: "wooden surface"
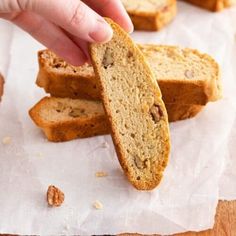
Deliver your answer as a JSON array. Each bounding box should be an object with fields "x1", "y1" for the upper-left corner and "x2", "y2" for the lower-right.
[
  {"x1": 121, "y1": 200, "x2": 236, "y2": 236},
  {"x1": 176, "y1": 200, "x2": 236, "y2": 236}
]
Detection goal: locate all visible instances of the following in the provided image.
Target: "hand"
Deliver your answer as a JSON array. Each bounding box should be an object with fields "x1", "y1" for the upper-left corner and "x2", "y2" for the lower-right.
[{"x1": 0, "y1": 0, "x2": 133, "y2": 65}]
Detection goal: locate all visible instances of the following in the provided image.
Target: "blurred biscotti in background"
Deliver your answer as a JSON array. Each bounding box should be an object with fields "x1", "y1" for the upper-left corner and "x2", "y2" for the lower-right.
[
  {"x1": 184, "y1": 0, "x2": 236, "y2": 11},
  {"x1": 121, "y1": 0, "x2": 177, "y2": 30},
  {"x1": 0, "y1": 73, "x2": 4, "y2": 101}
]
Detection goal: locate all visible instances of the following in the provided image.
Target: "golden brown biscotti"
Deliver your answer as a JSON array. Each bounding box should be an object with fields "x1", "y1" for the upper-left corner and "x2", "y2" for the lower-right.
[
  {"x1": 89, "y1": 18, "x2": 171, "y2": 190},
  {"x1": 121, "y1": 0, "x2": 177, "y2": 31},
  {"x1": 37, "y1": 45, "x2": 221, "y2": 105},
  {"x1": 29, "y1": 97, "x2": 109, "y2": 142},
  {"x1": 184, "y1": 0, "x2": 236, "y2": 11},
  {"x1": 29, "y1": 97, "x2": 204, "y2": 142},
  {"x1": 165, "y1": 103, "x2": 203, "y2": 122}
]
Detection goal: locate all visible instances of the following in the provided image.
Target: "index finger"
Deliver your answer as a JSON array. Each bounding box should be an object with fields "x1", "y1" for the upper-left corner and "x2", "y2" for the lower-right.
[{"x1": 83, "y1": 0, "x2": 133, "y2": 33}]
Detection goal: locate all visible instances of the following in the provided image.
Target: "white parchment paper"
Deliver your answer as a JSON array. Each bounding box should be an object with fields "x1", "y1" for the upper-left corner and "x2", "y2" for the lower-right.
[{"x1": 0, "y1": 2, "x2": 236, "y2": 235}]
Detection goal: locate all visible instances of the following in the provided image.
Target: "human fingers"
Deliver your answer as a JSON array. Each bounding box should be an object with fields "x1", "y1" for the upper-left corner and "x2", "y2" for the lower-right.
[
  {"x1": 83, "y1": 0, "x2": 133, "y2": 33},
  {"x1": 12, "y1": 0, "x2": 113, "y2": 43},
  {"x1": 5, "y1": 11, "x2": 87, "y2": 65}
]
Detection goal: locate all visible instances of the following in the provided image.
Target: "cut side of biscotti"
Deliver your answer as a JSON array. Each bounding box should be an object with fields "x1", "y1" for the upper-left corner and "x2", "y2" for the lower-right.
[
  {"x1": 29, "y1": 97, "x2": 110, "y2": 142},
  {"x1": 89, "y1": 18, "x2": 170, "y2": 190},
  {"x1": 37, "y1": 45, "x2": 221, "y2": 105},
  {"x1": 29, "y1": 97, "x2": 204, "y2": 142},
  {"x1": 121, "y1": 0, "x2": 177, "y2": 31},
  {"x1": 184, "y1": 0, "x2": 236, "y2": 11}
]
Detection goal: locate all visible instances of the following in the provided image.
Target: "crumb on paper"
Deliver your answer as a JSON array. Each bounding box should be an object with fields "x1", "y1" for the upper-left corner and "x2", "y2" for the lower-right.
[
  {"x1": 2, "y1": 136, "x2": 12, "y2": 145},
  {"x1": 64, "y1": 224, "x2": 70, "y2": 230},
  {"x1": 47, "y1": 185, "x2": 65, "y2": 207},
  {"x1": 93, "y1": 200, "x2": 103, "y2": 210},
  {"x1": 95, "y1": 171, "x2": 108, "y2": 177},
  {"x1": 100, "y1": 141, "x2": 109, "y2": 148},
  {"x1": 36, "y1": 152, "x2": 43, "y2": 157}
]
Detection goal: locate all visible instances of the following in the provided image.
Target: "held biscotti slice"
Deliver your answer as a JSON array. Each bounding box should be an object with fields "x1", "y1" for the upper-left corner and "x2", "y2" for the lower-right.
[
  {"x1": 37, "y1": 45, "x2": 221, "y2": 105},
  {"x1": 121, "y1": 0, "x2": 177, "y2": 31},
  {"x1": 29, "y1": 97, "x2": 109, "y2": 142},
  {"x1": 184, "y1": 0, "x2": 236, "y2": 11},
  {"x1": 89, "y1": 18, "x2": 170, "y2": 190},
  {"x1": 29, "y1": 97, "x2": 204, "y2": 142}
]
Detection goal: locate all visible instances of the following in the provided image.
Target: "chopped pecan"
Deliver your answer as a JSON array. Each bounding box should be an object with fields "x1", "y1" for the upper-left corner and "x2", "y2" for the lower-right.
[{"x1": 150, "y1": 104, "x2": 163, "y2": 123}]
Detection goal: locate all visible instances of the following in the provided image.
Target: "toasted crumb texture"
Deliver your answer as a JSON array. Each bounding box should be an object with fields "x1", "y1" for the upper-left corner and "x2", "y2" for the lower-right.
[
  {"x1": 184, "y1": 0, "x2": 236, "y2": 11},
  {"x1": 0, "y1": 73, "x2": 4, "y2": 101},
  {"x1": 122, "y1": 0, "x2": 177, "y2": 30},
  {"x1": 29, "y1": 97, "x2": 110, "y2": 142},
  {"x1": 29, "y1": 97, "x2": 203, "y2": 142},
  {"x1": 36, "y1": 44, "x2": 221, "y2": 105},
  {"x1": 89, "y1": 18, "x2": 170, "y2": 190},
  {"x1": 47, "y1": 185, "x2": 64, "y2": 207}
]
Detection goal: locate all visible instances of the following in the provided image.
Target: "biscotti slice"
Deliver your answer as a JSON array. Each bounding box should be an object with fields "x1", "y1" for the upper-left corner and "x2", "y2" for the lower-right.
[
  {"x1": 89, "y1": 18, "x2": 170, "y2": 190},
  {"x1": 37, "y1": 45, "x2": 221, "y2": 105},
  {"x1": 29, "y1": 97, "x2": 109, "y2": 142},
  {"x1": 184, "y1": 0, "x2": 236, "y2": 11},
  {"x1": 29, "y1": 97, "x2": 204, "y2": 142},
  {"x1": 121, "y1": 0, "x2": 176, "y2": 31},
  {"x1": 139, "y1": 44, "x2": 222, "y2": 105}
]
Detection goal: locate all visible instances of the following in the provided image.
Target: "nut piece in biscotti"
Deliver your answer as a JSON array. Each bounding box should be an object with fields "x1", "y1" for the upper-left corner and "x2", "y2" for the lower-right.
[
  {"x1": 121, "y1": 0, "x2": 177, "y2": 31},
  {"x1": 29, "y1": 97, "x2": 110, "y2": 142},
  {"x1": 47, "y1": 185, "x2": 64, "y2": 207},
  {"x1": 184, "y1": 0, "x2": 236, "y2": 11},
  {"x1": 89, "y1": 18, "x2": 171, "y2": 190}
]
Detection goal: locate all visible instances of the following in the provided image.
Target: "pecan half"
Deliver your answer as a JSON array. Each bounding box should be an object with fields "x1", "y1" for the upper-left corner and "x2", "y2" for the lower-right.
[{"x1": 47, "y1": 185, "x2": 64, "y2": 207}]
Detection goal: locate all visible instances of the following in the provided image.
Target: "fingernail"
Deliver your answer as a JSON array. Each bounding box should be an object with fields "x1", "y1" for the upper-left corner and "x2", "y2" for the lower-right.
[{"x1": 89, "y1": 19, "x2": 113, "y2": 43}]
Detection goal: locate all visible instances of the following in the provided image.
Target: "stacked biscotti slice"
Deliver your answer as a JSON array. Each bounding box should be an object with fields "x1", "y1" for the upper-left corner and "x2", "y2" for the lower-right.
[
  {"x1": 183, "y1": 0, "x2": 236, "y2": 11},
  {"x1": 30, "y1": 43, "x2": 221, "y2": 142},
  {"x1": 121, "y1": 0, "x2": 177, "y2": 30}
]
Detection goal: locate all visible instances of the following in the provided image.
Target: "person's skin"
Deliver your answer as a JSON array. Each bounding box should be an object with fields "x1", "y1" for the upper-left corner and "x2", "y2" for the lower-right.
[{"x1": 0, "y1": 0, "x2": 133, "y2": 65}]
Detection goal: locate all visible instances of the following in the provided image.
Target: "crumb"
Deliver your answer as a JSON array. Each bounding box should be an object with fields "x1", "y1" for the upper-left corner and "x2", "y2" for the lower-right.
[
  {"x1": 64, "y1": 224, "x2": 70, "y2": 230},
  {"x1": 95, "y1": 171, "x2": 108, "y2": 177},
  {"x1": 93, "y1": 200, "x2": 103, "y2": 210},
  {"x1": 2, "y1": 136, "x2": 12, "y2": 145},
  {"x1": 36, "y1": 152, "x2": 43, "y2": 157},
  {"x1": 47, "y1": 185, "x2": 65, "y2": 207},
  {"x1": 100, "y1": 141, "x2": 109, "y2": 148}
]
